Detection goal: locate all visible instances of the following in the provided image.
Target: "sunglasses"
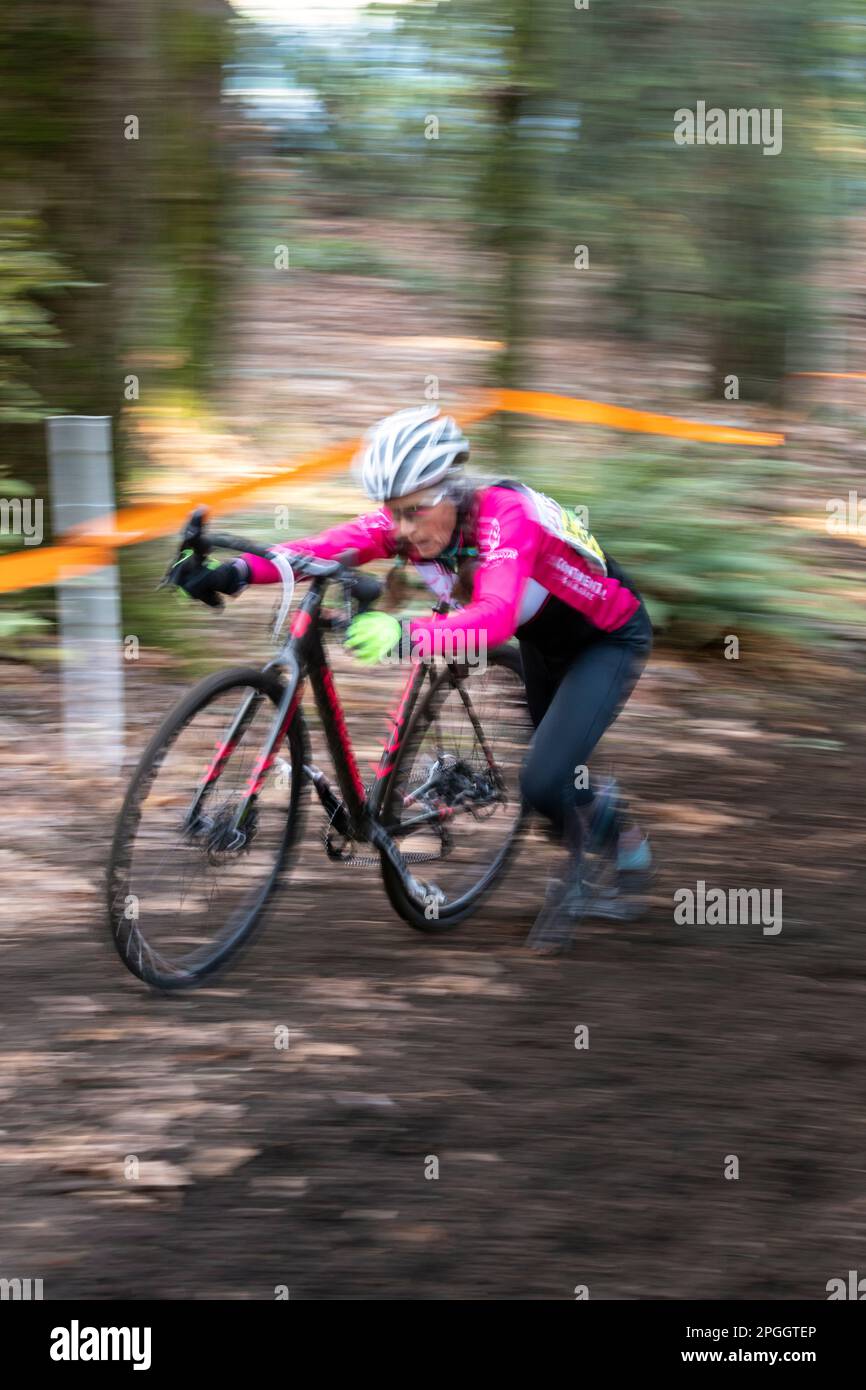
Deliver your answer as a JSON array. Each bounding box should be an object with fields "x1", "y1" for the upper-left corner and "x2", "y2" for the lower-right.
[{"x1": 388, "y1": 489, "x2": 448, "y2": 524}]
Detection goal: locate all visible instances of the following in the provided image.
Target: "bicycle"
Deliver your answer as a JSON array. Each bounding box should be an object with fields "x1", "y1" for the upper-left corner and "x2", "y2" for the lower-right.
[{"x1": 107, "y1": 508, "x2": 534, "y2": 989}]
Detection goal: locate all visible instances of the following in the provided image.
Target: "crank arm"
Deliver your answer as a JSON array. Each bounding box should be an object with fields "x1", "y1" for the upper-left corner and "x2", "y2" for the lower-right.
[
  {"x1": 367, "y1": 820, "x2": 444, "y2": 908},
  {"x1": 384, "y1": 806, "x2": 455, "y2": 836}
]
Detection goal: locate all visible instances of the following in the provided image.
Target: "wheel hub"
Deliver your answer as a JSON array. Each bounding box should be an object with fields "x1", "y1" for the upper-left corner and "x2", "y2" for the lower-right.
[
  {"x1": 411, "y1": 755, "x2": 502, "y2": 814},
  {"x1": 186, "y1": 799, "x2": 258, "y2": 860}
]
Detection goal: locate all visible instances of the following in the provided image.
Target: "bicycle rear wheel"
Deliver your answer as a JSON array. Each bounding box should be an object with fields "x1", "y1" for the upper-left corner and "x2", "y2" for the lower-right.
[
  {"x1": 378, "y1": 647, "x2": 532, "y2": 931},
  {"x1": 107, "y1": 665, "x2": 307, "y2": 989}
]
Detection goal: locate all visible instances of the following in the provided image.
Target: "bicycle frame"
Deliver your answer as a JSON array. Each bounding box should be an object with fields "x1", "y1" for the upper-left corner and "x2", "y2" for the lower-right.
[{"x1": 191, "y1": 564, "x2": 445, "y2": 904}]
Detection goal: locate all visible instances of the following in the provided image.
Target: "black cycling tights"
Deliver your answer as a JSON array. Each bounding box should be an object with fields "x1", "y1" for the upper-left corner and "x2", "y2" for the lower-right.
[{"x1": 518, "y1": 604, "x2": 652, "y2": 838}]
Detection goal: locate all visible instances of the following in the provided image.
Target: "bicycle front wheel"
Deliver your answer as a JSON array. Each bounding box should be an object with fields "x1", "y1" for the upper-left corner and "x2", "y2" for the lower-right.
[
  {"x1": 107, "y1": 665, "x2": 307, "y2": 989},
  {"x1": 378, "y1": 646, "x2": 532, "y2": 931}
]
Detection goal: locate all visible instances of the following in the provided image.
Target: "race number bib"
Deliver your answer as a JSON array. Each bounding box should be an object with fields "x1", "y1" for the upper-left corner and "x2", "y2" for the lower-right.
[{"x1": 523, "y1": 485, "x2": 607, "y2": 574}]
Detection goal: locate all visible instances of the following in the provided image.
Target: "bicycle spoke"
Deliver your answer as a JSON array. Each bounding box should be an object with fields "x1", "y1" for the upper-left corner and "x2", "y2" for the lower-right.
[
  {"x1": 386, "y1": 658, "x2": 532, "y2": 907},
  {"x1": 115, "y1": 677, "x2": 299, "y2": 981}
]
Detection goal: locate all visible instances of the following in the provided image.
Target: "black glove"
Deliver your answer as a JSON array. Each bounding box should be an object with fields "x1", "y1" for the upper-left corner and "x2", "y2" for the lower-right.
[{"x1": 170, "y1": 552, "x2": 249, "y2": 609}]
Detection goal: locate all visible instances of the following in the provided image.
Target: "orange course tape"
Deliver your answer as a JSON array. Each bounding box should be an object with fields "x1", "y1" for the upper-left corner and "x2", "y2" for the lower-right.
[
  {"x1": 0, "y1": 401, "x2": 497, "y2": 594},
  {"x1": 0, "y1": 543, "x2": 114, "y2": 594},
  {"x1": 496, "y1": 389, "x2": 785, "y2": 447},
  {"x1": 0, "y1": 391, "x2": 782, "y2": 595},
  {"x1": 790, "y1": 372, "x2": 866, "y2": 381}
]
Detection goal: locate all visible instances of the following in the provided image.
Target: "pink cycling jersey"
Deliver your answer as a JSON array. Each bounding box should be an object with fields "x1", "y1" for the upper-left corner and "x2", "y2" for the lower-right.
[{"x1": 242, "y1": 485, "x2": 640, "y2": 651}]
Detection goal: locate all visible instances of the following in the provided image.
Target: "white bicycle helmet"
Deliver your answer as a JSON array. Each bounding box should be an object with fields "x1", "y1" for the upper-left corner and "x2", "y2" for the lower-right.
[{"x1": 358, "y1": 405, "x2": 469, "y2": 503}]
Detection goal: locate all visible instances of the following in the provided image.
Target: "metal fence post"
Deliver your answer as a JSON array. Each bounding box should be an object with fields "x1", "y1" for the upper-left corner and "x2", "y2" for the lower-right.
[{"x1": 46, "y1": 415, "x2": 124, "y2": 774}]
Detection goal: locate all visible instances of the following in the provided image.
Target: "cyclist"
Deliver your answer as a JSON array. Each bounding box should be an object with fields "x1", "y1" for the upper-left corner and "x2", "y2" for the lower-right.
[{"x1": 176, "y1": 405, "x2": 653, "y2": 950}]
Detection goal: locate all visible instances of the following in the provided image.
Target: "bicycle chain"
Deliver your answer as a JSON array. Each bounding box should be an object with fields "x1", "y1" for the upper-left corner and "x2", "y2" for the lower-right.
[
  {"x1": 319, "y1": 819, "x2": 442, "y2": 868},
  {"x1": 319, "y1": 765, "x2": 447, "y2": 868}
]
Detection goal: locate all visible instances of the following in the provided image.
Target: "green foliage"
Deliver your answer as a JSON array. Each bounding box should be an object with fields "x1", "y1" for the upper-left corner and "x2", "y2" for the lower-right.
[
  {"x1": 510, "y1": 439, "x2": 862, "y2": 649},
  {"x1": 0, "y1": 213, "x2": 72, "y2": 651},
  {"x1": 0, "y1": 214, "x2": 70, "y2": 421},
  {"x1": 0, "y1": 609, "x2": 50, "y2": 644},
  {"x1": 239, "y1": 224, "x2": 451, "y2": 294},
  {"x1": 259, "y1": 0, "x2": 863, "y2": 401},
  {"x1": 119, "y1": 544, "x2": 203, "y2": 675}
]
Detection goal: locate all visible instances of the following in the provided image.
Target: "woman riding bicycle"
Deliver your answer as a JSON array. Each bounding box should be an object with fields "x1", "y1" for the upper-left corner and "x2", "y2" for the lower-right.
[{"x1": 177, "y1": 404, "x2": 654, "y2": 950}]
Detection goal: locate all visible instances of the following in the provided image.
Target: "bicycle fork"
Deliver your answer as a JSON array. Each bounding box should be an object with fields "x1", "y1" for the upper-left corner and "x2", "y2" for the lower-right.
[{"x1": 184, "y1": 673, "x2": 303, "y2": 847}]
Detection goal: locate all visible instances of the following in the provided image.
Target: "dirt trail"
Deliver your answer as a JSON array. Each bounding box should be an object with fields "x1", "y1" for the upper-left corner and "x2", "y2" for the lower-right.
[{"x1": 1, "y1": 647, "x2": 863, "y2": 1299}]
